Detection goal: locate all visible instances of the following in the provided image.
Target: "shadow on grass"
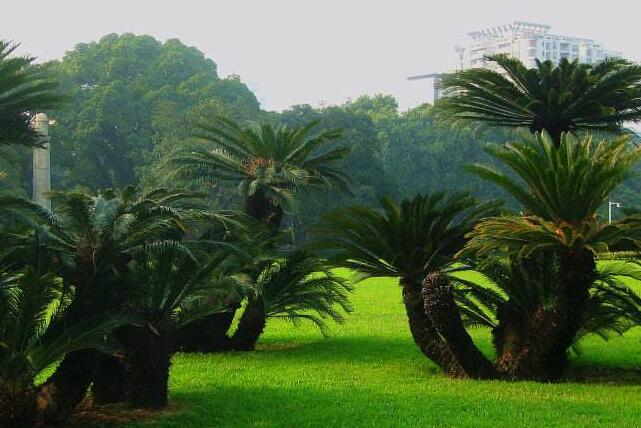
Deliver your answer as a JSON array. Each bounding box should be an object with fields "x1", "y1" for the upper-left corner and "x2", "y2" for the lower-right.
[
  {"x1": 138, "y1": 381, "x2": 641, "y2": 428},
  {"x1": 565, "y1": 365, "x2": 641, "y2": 385}
]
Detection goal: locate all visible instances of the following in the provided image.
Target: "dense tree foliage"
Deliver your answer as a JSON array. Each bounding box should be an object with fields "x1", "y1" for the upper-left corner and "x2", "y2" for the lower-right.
[{"x1": 44, "y1": 34, "x2": 260, "y2": 190}]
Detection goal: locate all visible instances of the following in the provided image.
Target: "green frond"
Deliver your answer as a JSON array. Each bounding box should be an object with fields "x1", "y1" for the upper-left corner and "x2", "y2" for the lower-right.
[
  {"x1": 0, "y1": 40, "x2": 64, "y2": 147},
  {"x1": 437, "y1": 54, "x2": 641, "y2": 142},
  {"x1": 316, "y1": 192, "x2": 501, "y2": 283}
]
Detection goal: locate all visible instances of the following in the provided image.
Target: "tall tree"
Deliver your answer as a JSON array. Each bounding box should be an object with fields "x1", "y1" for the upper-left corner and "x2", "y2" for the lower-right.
[{"x1": 46, "y1": 34, "x2": 260, "y2": 190}]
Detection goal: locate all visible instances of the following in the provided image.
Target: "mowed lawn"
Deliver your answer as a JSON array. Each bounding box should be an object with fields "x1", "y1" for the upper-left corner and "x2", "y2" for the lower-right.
[{"x1": 130, "y1": 272, "x2": 641, "y2": 428}]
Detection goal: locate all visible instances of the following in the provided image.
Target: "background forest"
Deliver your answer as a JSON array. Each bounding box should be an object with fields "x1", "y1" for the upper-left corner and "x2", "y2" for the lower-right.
[{"x1": 4, "y1": 33, "x2": 641, "y2": 240}]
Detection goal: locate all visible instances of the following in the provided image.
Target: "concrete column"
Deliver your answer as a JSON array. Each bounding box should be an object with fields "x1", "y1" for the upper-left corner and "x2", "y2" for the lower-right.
[{"x1": 32, "y1": 113, "x2": 51, "y2": 210}]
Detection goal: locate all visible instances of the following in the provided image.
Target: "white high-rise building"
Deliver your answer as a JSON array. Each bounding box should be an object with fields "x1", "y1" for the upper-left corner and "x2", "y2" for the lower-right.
[
  {"x1": 409, "y1": 21, "x2": 621, "y2": 101},
  {"x1": 456, "y1": 21, "x2": 620, "y2": 71}
]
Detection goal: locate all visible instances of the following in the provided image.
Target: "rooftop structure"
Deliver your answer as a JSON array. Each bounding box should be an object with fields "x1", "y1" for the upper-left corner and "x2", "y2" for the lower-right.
[{"x1": 409, "y1": 22, "x2": 622, "y2": 101}]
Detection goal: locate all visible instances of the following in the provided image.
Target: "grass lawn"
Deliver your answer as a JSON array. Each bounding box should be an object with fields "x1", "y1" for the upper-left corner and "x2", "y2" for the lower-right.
[{"x1": 127, "y1": 273, "x2": 641, "y2": 428}]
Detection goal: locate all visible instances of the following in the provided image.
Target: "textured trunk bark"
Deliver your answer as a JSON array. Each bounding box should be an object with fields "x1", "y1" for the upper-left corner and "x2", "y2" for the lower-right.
[
  {"x1": 495, "y1": 249, "x2": 596, "y2": 381},
  {"x1": 92, "y1": 338, "x2": 128, "y2": 404},
  {"x1": 177, "y1": 306, "x2": 237, "y2": 352},
  {"x1": 124, "y1": 324, "x2": 174, "y2": 409},
  {"x1": 231, "y1": 297, "x2": 267, "y2": 351},
  {"x1": 39, "y1": 349, "x2": 97, "y2": 424},
  {"x1": 0, "y1": 389, "x2": 37, "y2": 428},
  {"x1": 399, "y1": 277, "x2": 464, "y2": 375},
  {"x1": 422, "y1": 272, "x2": 497, "y2": 379},
  {"x1": 245, "y1": 192, "x2": 283, "y2": 232}
]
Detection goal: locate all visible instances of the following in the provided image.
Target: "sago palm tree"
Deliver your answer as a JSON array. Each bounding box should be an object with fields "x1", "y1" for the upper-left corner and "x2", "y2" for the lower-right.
[
  {"x1": 0, "y1": 40, "x2": 63, "y2": 147},
  {"x1": 171, "y1": 117, "x2": 351, "y2": 350},
  {"x1": 122, "y1": 242, "x2": 243, "y2": 409},
  {"x1": 170, "y1": 117, "x2": 350, "y2": 230},
  {"x1": 38, "y1": 186, "x2": 220, "y2": 422},
  {"x1": 0, "y1": 268, "x2": 129, "y2": 428},
  {"x1": 438, "y1": 54, "x2": 641, "y2": 146},
  {"x1": 453, "y1": 256, "x2": 641, "y2": 375},
  {"x1": 316, "y1": 193, "x2": 500, "y2": 377},
  {"x1": 461, "y1": 132, "x2": 641, "y2": 380},
  {"x1": 231, "y1": 251, "x2": 353, "y2": 351}
]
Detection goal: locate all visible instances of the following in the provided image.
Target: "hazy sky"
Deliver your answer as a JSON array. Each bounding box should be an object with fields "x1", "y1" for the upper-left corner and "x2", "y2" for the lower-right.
[{"x1": 3, "y1": 1, "x2": 640, "y2": 111}]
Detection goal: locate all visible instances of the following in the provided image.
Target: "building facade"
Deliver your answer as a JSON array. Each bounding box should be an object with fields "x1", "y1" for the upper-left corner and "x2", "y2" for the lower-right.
[
  {"x1": 409, "y1": 21, "x2": 621, "y2": 102},
  {"x1": 456, "y1": 21, "x2": 620, "y2": 72}
]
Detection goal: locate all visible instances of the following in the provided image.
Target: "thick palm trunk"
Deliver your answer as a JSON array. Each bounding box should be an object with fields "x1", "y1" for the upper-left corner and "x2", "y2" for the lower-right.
[
  {"x1": 245, "y1": 192, "x2": 283, "y2": 231},
  {"x1": 399, "y1": 277, "x2": 463, "y2": 376},
  {"x1": 421, "y1": 272, "x2": 497, "y2": 379},
  {"x1": 0, "y1": 389, "x2": 37, "y2": 428},
  {"x1": 124, "y1": 324, "x2": 174, "y2": 409},
  {"x1": 201, "y1": 192, "x2": 281, "y2": 350},
  {"x1": 39, "y1": 349, "x2": 97, "y2": 424},
  {"x1": 177, "y1": 306, "x2": 237, "y2": 352},
  {"x1": 92, "y1": 354, "x2": 128, "y2": 404},
  {"x1": 232, "y1": 297, "x2": 266, "y2": 351},
  {"x1": 495, "y1": 249, "x2": 596, "y2": 380}
]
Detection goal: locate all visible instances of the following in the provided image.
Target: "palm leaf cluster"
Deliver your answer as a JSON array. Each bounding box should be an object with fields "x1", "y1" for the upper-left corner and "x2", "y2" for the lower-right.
[
  {"x1": 454, "y1": 257, "x2": 641, "y2": 344},
  {"x1": 251, "y1": 251, "x2": 353, "y2": 335},
  {"x1": 170, "y1": 117, "x2": 350, "y2": 213},
  {"x1": 464, "y1": 132, "x2": 641, "y2": 259},
  {"x1": 316, "y1": 192, "x2": 501, "y2": 283},
  {"x1": 438, "y1": 54, "x2": 641, "y2": 145},
  {"x1": 0, "y1": 40, "x2": 63, "y2": 147},
  {"x1": 0, "y1": 268, "x2": 128, "y2": 395}
]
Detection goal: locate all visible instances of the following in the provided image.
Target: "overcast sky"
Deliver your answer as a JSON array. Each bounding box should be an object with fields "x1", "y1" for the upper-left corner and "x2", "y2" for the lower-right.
[{"x1": 3, "y1": 0, "x2": 640, "y2": 111}]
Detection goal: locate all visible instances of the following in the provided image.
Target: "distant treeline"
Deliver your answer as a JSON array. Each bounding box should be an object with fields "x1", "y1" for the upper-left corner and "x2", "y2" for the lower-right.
[{"x1": 2, "y1": 33, "x2": 639, "y2": 234}]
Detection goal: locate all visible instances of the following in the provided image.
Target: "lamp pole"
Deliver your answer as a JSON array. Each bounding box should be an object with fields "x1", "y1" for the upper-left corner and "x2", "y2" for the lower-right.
[{"x1": 608, "y1": 197, "x2": 621, "y2": 224}]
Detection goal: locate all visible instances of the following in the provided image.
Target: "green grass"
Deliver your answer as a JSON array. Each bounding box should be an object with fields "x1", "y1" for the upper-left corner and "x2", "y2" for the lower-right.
[{"x1": 129, "y1": 273, "x2": 641, "y2": 428}]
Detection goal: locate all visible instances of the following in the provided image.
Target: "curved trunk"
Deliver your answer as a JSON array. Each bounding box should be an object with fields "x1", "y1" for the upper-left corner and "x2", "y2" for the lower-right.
[
  {"x1": 496, "y1": 249, "x2": 596, "y2": 380},
  {"x1": 177, "y1": 307, "x2": 237, "y2": 352},
  {"x1": 232, "y1": 297, "x2": 267, "y2": 351},
  {"x1": 124, "y1": 324, "x2": 174, "y2": 409},
  {"x1": 0, "y1": 388, "x2": 37, "y2": 428},
  {"x1": 421, "y1": 272, "x2": 497, "y2": 379},
  {"x1": 399, "y1": 277, "x2": 463, "y2": 376},
  {"x1": 39, "y1": 349, "x2": 97, "y2": 424}
]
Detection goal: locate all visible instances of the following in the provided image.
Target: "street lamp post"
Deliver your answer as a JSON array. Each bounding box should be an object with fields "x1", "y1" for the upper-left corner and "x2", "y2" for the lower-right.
[{"x1": 608, "y1": 198, "x2": 621, "y2": 224}]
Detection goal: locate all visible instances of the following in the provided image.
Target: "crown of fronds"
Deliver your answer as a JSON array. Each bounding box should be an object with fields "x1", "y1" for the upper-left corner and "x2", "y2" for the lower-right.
[
  {"x1": 316, "y1": 192, "x2": 501, "y2": 283},
  {"x1": 170, "y1": 117, "x2": 351, "y2": 209},
  {"x1": 0, "y1": 40, "x2": 63, "y2": 147},
  {"x1": 438, "y1": 54, "x2": 641, "y2": 142},
  {"x1": 251, "y1": 251, "x2": 353, "y2": 336},
  {"x1": 463, "y1": 132, "x2": 641, "y2": 258}
]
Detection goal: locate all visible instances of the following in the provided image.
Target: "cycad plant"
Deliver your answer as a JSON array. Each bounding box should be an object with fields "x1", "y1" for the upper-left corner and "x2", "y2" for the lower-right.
[
  {"x1": 454, "y1": 255, "x2": 641, "y2": 378},
  {"x1": 171, "y1": 117, "x2": 350, "y2": 230},
  {"x1": 457, "y1": 132, "x2": 641, "y2": 380},
  {"x1": 171, "y1": 117, "x2": 350, "y2": 350},
  {"x1": 438, "y1": 54, "x2": 641, "y2": 146},
  {"x1": 0, "y1": 268, "x2": 128, "y2": 428},
  {"x1": 0, "y1": 40, "x2": 63, "y2": 147},
  {"x1": 38, "y1": 186, "x2": 212, "y2": 422},
  {"x1": 231, "y1": 251, "x2": 353, "y2": 351},
  {"x1": 122, "y1": 243, "x2": 242, "y2": 409},
  {"x1": 316, "y1": 193, "x2": 500, "y2": 377}
]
